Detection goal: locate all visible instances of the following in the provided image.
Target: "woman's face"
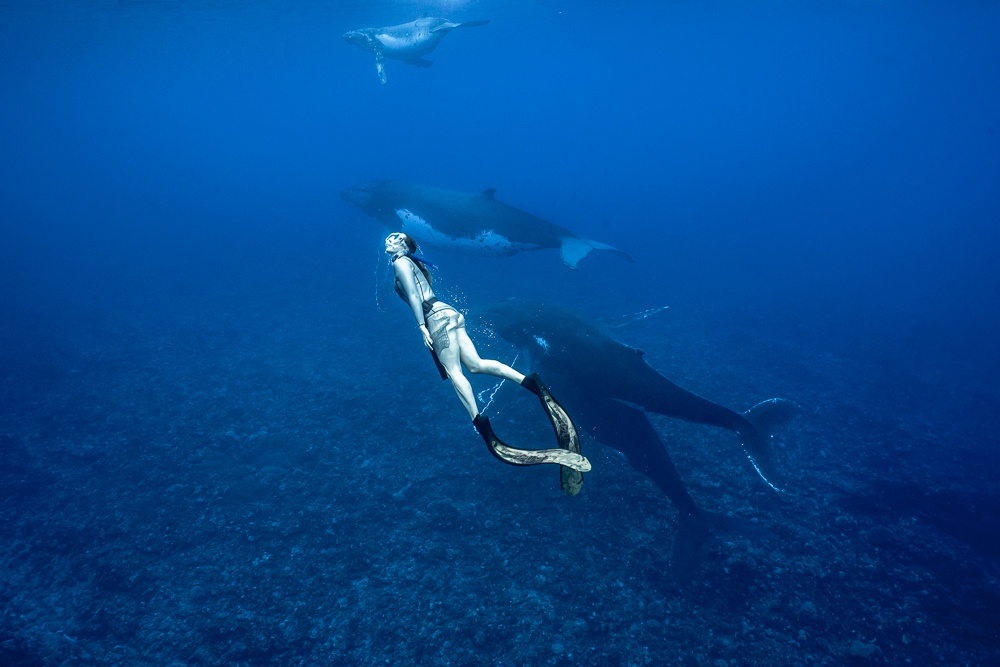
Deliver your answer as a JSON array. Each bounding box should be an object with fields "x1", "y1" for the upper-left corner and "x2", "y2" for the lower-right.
[{"x1": 384, "y1": 233, "x2": 407, "y2": 254}]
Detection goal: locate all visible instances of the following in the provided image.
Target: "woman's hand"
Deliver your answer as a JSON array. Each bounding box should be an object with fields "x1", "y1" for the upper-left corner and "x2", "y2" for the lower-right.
[{"x1": 420, "y1": 324, "x2": 433, "y2": 349}]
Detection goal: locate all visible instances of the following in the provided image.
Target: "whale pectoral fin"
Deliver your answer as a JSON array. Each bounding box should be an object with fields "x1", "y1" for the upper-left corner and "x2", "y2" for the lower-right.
[
  {"x1": 374, "y1": 50, "x2": 387, "y2": 84},
  {"x1": 395, "y1": 207, "x2": 424, "y2": 229},
  {"x1": 395, "y1": 208, "x2": 444, "y2": 244}
]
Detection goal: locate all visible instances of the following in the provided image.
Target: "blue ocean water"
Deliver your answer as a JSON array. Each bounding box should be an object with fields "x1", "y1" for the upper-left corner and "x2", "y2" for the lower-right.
[{"x1": 1, "y1": 0, "x2": 998, "y2": 665}]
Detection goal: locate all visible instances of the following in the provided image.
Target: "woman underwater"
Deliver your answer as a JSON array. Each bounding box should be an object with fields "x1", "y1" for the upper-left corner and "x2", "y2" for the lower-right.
[{"x1": 384, "y1": 232, "x2": 591, "y2": 480}]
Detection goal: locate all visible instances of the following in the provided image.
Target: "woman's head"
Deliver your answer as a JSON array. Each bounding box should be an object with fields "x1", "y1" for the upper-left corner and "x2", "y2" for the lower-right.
[
  {"x1": 385, "y1": 232, "x2": 432, "y2": 284},
  {"x1": 385, "y1": 232, "x2": 416, "y2": 255}
]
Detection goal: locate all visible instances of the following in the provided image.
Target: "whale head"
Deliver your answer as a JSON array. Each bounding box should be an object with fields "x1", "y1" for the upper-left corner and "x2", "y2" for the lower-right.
[
  {"x1": 484, "y1": 299, "x2": 541, "y2": 350},
  {"x1": 340, "y1": 183, "x2": 378, "y2": 215},
  {"x1": 484, "y1": 299, "x2": 593, "y2": 365}
]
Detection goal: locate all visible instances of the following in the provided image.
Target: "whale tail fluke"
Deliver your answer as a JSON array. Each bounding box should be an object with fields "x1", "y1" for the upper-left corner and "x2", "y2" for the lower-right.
[
  {"x1": 455, "y1": 20, "x2": 490, "y2": 29},
  {"x1": 737, "y1": 398, "x2": 800, "y2": 493},
  {"x1": 559, "y1": 236, "x2": 634, "y2": 269},
  {"x1": 744, "y1": 398, "x2": 799, "y2": 435}
]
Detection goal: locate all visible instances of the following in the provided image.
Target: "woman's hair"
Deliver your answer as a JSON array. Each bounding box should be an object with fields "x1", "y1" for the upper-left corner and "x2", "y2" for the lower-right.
[
  {"x1": 399, "y1": 234, "x2": 417, "y2": 253},
  {"x1": 399, "y1": 233, "x2": 432, "y2": 285}
]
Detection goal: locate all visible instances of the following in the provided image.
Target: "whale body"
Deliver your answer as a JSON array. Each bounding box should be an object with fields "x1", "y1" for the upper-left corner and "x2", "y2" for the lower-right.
[
  {"x1": 342, "y1": 180, "x2": 632, "y2": 268},
  {"x1": 344, "y1": 17, "x2": 489, "y2": 84},
  {"x1": 486, "y1": 299, "x2": 800, "y2": 576}
]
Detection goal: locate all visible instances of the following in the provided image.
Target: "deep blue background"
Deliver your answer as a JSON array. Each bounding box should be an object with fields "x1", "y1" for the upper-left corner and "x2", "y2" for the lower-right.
[
  {"x1": 3, "y1": 1, "x2": 997, "y2": 375},
  {"x1": 1, "y1": 1, "x2": 998, "y2": 664}
]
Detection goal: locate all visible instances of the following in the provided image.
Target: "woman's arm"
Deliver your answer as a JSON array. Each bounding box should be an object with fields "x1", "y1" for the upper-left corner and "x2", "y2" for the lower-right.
[{"x1": 393, "y1": 259, "x2": 434, "y2": 348}]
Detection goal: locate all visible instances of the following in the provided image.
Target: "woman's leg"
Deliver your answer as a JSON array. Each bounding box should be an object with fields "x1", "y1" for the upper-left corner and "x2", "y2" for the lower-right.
[
  {"x1": 441, "y1": 316, "x2": 591, "y2": 474},
  {"x1": 455, "y1": 326, "x2": 525, "y2": 384},
  {"x1": 433, "y1": 321, "x2": 481, "y2": 420}
]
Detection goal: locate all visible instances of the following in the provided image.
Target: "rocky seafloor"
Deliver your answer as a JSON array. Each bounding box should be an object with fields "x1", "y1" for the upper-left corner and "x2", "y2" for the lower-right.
[{"x1": 2, "y1": 278, "x2": 997, "y2": 667}]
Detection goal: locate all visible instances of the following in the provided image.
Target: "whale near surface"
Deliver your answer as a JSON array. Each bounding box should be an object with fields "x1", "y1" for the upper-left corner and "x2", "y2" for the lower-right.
[
  {"x1": 343, "y1": 17, "x2": 489, "y2": 83},
  {"x1": 341, "y1": 180, "x2": 632, "y2": 268}
]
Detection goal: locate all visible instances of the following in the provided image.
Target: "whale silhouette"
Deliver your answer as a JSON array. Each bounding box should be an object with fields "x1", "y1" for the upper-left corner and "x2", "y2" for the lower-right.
[
  {"x1": 342, "y1": 180, "x2": 632, "y2": 268},
  {"x1": 485, "y1": 299, "x2": 799, "y2": 577}
]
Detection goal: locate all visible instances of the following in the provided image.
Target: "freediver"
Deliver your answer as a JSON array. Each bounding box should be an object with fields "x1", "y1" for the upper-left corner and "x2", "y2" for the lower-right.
[{"x1": 383, "y1": 232, "x2": 591, "y2": 485}]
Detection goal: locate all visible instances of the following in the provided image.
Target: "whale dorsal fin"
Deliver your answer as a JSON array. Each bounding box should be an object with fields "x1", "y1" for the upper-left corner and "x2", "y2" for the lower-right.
[{"x1": 482, "y1": 188, "x2": 496, "y2": 199}]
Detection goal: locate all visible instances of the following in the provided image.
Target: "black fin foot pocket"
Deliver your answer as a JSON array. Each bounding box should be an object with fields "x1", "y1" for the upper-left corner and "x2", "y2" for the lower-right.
[{"x1": 520, "y1": 373, "x2": 543, "y2": 397}]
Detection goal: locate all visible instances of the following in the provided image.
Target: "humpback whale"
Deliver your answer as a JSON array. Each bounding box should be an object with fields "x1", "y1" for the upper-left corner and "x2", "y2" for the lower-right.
[
  {"x1": 485, "y1": 299, "x2": 799, "y2": 576},
  {"x1": 344, "y1": 17, "x2": 489, "y2": 84},
  {"x1": 342, "y1": 180, "x2": 632, "y2": 268}
]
